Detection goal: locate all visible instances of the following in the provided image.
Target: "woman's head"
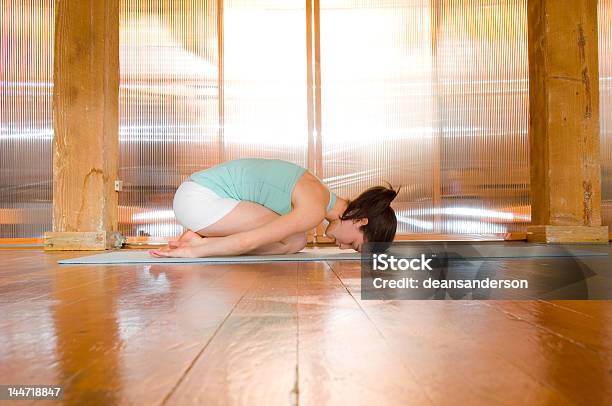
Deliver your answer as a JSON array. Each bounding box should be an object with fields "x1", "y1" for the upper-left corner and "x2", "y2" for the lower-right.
[{"x1": 325, "y1": 185, "x2": 399, "y2": 251}]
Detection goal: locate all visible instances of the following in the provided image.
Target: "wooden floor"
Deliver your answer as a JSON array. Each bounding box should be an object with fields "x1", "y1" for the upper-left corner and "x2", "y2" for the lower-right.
[{"x1": 1, "y1": 247, "x2": 611, "y2": 405}]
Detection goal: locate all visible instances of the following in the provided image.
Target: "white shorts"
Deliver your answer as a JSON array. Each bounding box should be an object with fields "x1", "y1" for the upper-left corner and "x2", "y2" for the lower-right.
[{"x1": 173, "y1": 181, "x2": 240, "y2": 232}]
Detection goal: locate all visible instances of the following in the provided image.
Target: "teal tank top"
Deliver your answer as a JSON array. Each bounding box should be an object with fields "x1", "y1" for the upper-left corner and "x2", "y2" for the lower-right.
[{"x1": 189, "y1": 158, "x2": 337, "y2": 215}]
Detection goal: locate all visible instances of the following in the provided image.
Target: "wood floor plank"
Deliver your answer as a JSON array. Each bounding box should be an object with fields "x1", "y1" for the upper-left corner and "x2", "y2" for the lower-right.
[
  {"x1": 488, "y1": 300, "x2": 612, "y2": 354},
  {"x1": 55, "y1": 265, "x2": 262, "y2": 406},
  {"x1": 165, "y1": 263, "x2": 300, "y2": 406},
  {"x1": 329, "y1": 261, "x2": 583, "y2": 405},
  {"x1": 547, "y1": 300, "x2": 612, "y2": 317},
  {"x1": 1, "y1": 254, "x2": 261, "y2": 404},
  {"x1": 0, "y1": 250, "x2": 98, "y2": 280},
  {"x1": 0, "y1": 251, "x2": 130, "y2": 307},
  {"x1": 297, "y1": 262, "x2": 433, "y2": 406},
  {"x1": 1, "y1": 248, "x2": 611, "y2": 405}
]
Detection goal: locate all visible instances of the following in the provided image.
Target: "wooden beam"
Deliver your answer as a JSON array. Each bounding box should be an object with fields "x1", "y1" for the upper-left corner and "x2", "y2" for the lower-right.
[
  {"x1": 45, "y1": 0, "x2": 121, "y2": 250},
  {"x1": 526, "y1": 0, "x2": 608, "y2": 243},
  {"x1": 217, "y1": 0, "x2": 225, "y2": 163},
  {"x1": 306, "y1": 0, "x2": 316, "y2": 244},
  {"x1": 313, "y1": 0, "x2": 326, "y2": 241},
  {"x1": 431, "y1": 0, "x2": 443, "y2": 233},
  {"x1": 313, "y1": 0, "x2": 323, "y2": 180},
  {"x1": 306, "y1": 0, "x2": 315, "y2": 174},
  {"x1": 307, "y1": 0, "x2": 327, "y2": 241}
]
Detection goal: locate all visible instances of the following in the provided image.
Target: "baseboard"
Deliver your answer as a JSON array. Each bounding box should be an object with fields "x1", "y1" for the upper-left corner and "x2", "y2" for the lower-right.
[
  {"x1": 527, "y1": 225, "x2": 609, "y2": 244},
  {"x1": 43, "y1": 231, "x2": 126, "y2": 251},
  {"x1": 3, "y1": 230, "x2": 610, "y2": 248}
]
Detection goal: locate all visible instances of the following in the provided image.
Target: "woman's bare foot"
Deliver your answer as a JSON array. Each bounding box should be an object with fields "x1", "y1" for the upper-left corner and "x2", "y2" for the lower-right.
[
  {"x1": 167, "y1": 230, "x2": 204, "y2": 248},
  {"x1": 177, "y1": 230, "x2": 204, "y2": 242},
  {"x1": 168, "y1": 240, "x2": 194, "y2": 249}
]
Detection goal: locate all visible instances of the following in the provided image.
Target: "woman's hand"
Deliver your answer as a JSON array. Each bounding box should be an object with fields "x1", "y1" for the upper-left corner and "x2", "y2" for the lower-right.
[{"x1": 149, "y1": 244, "x2": 195, "y2": 258}]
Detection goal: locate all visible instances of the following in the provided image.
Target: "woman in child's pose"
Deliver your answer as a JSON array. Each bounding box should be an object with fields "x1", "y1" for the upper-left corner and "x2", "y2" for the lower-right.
[{"x1": 151, "y1": 158, "x2": 398, "y2": 258}]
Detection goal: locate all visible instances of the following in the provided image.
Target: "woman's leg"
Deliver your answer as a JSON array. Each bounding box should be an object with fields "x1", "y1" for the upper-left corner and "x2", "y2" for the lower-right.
[{"x1": 195, "y1": 201, "x2": 307, "y2": 254}]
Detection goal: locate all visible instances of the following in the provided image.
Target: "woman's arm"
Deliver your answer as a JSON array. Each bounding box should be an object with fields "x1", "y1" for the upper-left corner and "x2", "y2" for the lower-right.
[{"x1": 200, "y1": 210, "x2": 320, "y2": 257}]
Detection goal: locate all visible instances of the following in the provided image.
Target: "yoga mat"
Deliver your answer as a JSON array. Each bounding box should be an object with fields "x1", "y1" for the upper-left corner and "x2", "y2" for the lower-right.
[
  {"x1": 58, "y1": 247, "x2": 360, "y2": 264},
  {"x1": 57, "y1": 243, "x2": 608, "y2": 265}
]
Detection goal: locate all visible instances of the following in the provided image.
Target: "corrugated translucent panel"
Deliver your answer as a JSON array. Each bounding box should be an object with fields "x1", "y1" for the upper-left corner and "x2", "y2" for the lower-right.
[
  {"x1": 223, "y1": 0, "x2": 308, "y2": 166},
  {"x1": 600, "y1": 0, "x2": 612, "y2": 227},
  {"x1": 437, "y1": 0, "x2": 530, "y2": 233},
  {"x1": 320, "y1": 0, "x2": 437, "y2": 234},
  {"x1": 320, "y1": 0, "x2": 530, "y2": 234},
  {"x1": 3, "y1": 1, "x2": 596, "y2": 239},
  {"x1": 0, "y1": 1, "x2": 54, "y2": 238},
  {"x1": 119, "y1": 0, "x2": 219, "y2": 237}
]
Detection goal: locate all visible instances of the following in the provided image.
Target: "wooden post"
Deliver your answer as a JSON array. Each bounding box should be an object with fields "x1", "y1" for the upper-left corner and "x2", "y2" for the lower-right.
[
  {"x1": 526, "y1": 0, "x2": 608, "y2": 243},
  {"x1": 44, "y1": 0, "x2": 123, "y2": 250},
  {"x1": 306, "y1": 0, "x2": 315, "y2": 176},
  {"x1": 217, "y1": 0, "x2": 225, "y2": 164},
  {"x1": 431, "y1": 0, "x2": 443, "y2": 233},
  {"x1": 306, "y1": 0, "x2": 316, "y2": 244},
  {"x1": 307, "y1": 0, "x2": 328, "y2": 243}
]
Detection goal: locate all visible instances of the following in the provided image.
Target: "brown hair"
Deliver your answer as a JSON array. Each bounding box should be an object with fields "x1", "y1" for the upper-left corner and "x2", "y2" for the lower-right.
[{"x1": 340, "y1": 184, "x2": 399, "y2": 243}]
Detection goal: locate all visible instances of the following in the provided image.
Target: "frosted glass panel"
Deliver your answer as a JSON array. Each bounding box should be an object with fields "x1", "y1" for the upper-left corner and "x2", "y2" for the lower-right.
[
  {"x1": 437, "y1": 0, "x2": 530, "y2": 233},
  {"x1": 119, "y1": 0, "x2": 219, "y2": 237},
  {"x1": 0, "y1": 1, "x2": 54, "y2": 238},
  {"x1": 5, "y1": 0, "x2": 603, "y2": 239},
  {"x1": 320, "y1": 0, "x2": 437, "y2": 234},
  {"x1": 600, "y1": 0, "x2": 612, "y2": 226},
  {"x1": 320, "y1": 0, "x2": 530, "y2": 234},
  {"x1": 119, "y1": 0, "x2": 308, "y2": 237},
  {"x1": 223, "y1": 0, "x2": 308, "y2": 166}
]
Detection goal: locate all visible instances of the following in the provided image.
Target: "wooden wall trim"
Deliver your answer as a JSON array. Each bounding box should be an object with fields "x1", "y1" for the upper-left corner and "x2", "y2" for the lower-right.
[{"x1": 1, "y1": 233, "x2": 538, "y2": 248}]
